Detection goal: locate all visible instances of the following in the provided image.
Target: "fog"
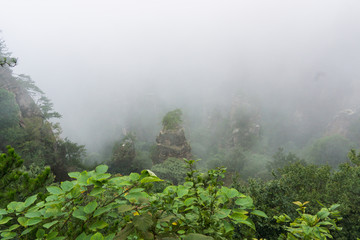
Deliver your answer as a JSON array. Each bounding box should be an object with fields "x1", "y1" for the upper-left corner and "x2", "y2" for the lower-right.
[{"x1": 1, "y1": 0, "x2": 360, "y2": 152}]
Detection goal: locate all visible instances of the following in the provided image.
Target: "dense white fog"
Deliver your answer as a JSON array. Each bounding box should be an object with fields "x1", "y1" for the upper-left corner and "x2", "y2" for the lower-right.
[{"x1": 1, "y1": 0, "x2": 360, "y2": 151}]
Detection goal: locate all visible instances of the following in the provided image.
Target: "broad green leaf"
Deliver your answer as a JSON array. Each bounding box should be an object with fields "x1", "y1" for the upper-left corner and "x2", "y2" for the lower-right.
[
  {"x1": 25, "y1": 211, "x2": 42, "y2": 218},
  {"x1": 44, "y1": 207, "x2": 62, "y2": 218},
  {"x1": 45, "y1": 195, "x2": 59, "y2": 202},
  {"x1": 329, "y1": 204, "x2": 340, "y2": 211},
  {"x1": 14, "y1": 202, "x2": 25, "y2": 212},
  {"x1": 90, "y1": 187, "x2": 105, "y2": 196},
  {"x1": 94, "y1": 206, "x2": 111, "y2": 217},
  {"x1": 184, "y1": 181, "x2": 194, "y2": 187},
  {"x1": 125, "y1": 191, "x2": 149, "y2": 203},
  {"x1": 47, "y1": 231, "x2": 60, "y2": 239},
  {"x1": 24, "y1": 195, "x2": 38, "y2": 208},
  {"x1": 71, "y1": 185, "x2": 82, "y2": 198},
  {"x1": 90, "y1": 232, "x2": 104, "y2": 240},
  {"x1": 140, "y1": 176, "x2": 163, "y2": 183},
  {"x1": 118, "y1": 205, "x2": 135, "y2": 213},
  {"x1": 0, "y1": 217, "x2": 12, "y2": 225},
  {"x1": 251, "y1": 210, "x2": 268, "y2": 218},
  {"x1": 318, "y1": 221, "x2": 334, "y2": 226},
  {"x1": 317, "y1": 210, "x2": 330, "y2": 219},
  {"x1": 184, "y1": 197, "x2": 197, "y2": 206},
  {"x1": 93, "y1": 173, "x2": 111, "y2": 181},
  {"x1": 235, "y1": 196, "x2": 254, "y2": 208},
  {"x1": 95, "y1": 165, "x2": 109, "y2": 174},
  {"x1": 68, "y1": 172, "x2": 81, "y2": 179},
  {"x1": 129, "y1": 173, "x2": 140, "y2": 181},
  {"x1": 21, "y1": 226, "x2": 35, "y2": 235},
  {"x1": 104, "y1": 233, "x2": 116, "y2": 240},
  {"x1": 43, "y1": 220, "x2": 59, "y2": 229},
  {"x1": 1, "y1": 231, "x2": 17, "y2": 238},
  {"x1": 78, "y1": 172, "x2": 89, "y2": 185},
  {"x1": 89, "y1": 220, "x2": 109, "y2": 231},
  {"x1": 177, "y1": 186, "x2": 189, "y2": 198},
  {"x1": 73, "y1": 208, "x2": 87, "y2": 221},
  {"x1": 36, "y1": 229, "x2": 45, "y2": 238},
  {"x1": 236, "y1": 218, "x2": 256, "y2": 230},
  {"x1": 7, "y1": 202, "x2": 19, "y2": 211},
  {"x1": 75, "y1": 232, "x2": 88, "y2": 240},
  {"x1": 84, "y1": 201, "x2": 98, "y2": 214},
  {"x1": 8, "y1": 224, "x2": 20, "y2": 231},
  {"x1": 302, "y1": 225, "x2": 312, "y2": 235},
  {"x1": 230, "y1": 212, "x2": 248, "y2": 221},
  {"x1": 0, "y1": 209, "x2": 7, "y2": 215},
  {"x1": 223, "y1": 220, "x2": 234, "y2": 233},
  {"x1": 226, "y1": 188, "x2": 240, "y2": 199},
  {"x1": 214, "y1": 209, "x2": 231, "y2": 219},
  {"x1": 47, "y1": 186, "x2": 64, "y2": 195},
  {"x1": 27, "y1": 217, "x2": 42, "y2": 226},
  {"x1": 61, "y1": 181, "x2": 75, "y2": 192},
  {"x1": 18, "y1": 217, "x2": 28, "y2": 226},
  {"x1": 183, "y1": 233, "x2": 214, "y2": 240}
]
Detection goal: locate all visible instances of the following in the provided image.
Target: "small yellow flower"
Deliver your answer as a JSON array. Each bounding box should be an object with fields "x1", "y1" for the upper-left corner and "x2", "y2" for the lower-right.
[
  {"x1": 172, "y1": 222, "x2": 177, "y2": 225},
  {"x1": 133, "y1": 211, "x2": 139, "y2": 216}
]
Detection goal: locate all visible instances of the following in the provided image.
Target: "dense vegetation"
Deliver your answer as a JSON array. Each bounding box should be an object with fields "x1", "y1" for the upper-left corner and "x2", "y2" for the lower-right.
[{"x1": 0, "y1": 152, "x2": 344, "y2": 239}]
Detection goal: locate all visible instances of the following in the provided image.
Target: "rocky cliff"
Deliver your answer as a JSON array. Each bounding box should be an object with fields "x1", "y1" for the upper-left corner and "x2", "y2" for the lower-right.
[{"x1": 153, "y1": 127, "x2": 191, "y2": 164}]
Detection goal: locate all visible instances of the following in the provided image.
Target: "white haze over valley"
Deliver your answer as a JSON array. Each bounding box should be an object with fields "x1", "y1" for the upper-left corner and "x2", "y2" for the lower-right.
[{"x1": 1, "y1": 0, "x2": 360, "y2": 152}]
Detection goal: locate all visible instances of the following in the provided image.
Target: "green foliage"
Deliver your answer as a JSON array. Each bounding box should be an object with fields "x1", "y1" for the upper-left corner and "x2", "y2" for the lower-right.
[
  {"x1": 57, "y1": 137, "x2": 87, "y2": 169},
  {"x1": 207, "y1": 148, "x2": 246, "y2": 174},
  {"x1": 0, "y1": 146, "x2": 53, "y2": 208},
  {"x1": 0, "y1": 89, "x2": 20, "y2": 130},
  {"x1": 268, "y1": 148, "x2": 307, "y2": 175},
  {"x1": 109, "y1": 134, "x2": 136, "y2": 175},
  {"x1": 347, "y1": 149, "x2": 360, "y2": 166},
  {"x1": 151, "y1": 157, "x2": 188, "y2": 185},
  {"x1": 238, "y1": 150, "x2": 360, "y2": 239},
  {"x1": 162, "y1": 109, "x2": 183, "y2": 130},
  {"x1": 37, "y1": 95, "x2": 62, "y2": 120},
  {"x1": 0, "y1": 159, "x2": 268, "y2": 240},
  {"x1": 305, "y1": 135, "x2": 354, "y2": 168},
  {"x1": 275, "y1": 201, "x2": 342, "y2": 240},
  {"x1": 0, "y1": 57, "x2": 17, "y2": 67}
]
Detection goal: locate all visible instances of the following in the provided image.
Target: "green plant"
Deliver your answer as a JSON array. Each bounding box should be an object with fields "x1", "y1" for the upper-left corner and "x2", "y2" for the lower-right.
[
  {"x1": 0, "y1": 57, "x2": 17, "y2": 67},
  {"x1": 275, "y1": 201, "x2": 342, "y2": 239},
  {"x1": 0, "y1": 146, "x2": 53, "y2": 208},
  {"x1": 305, "y1": 135, "x2": 355, "y2": 168},
  {"x1": 151, "y1": 157, "x2": 188, "y2": 185},
  {"x1": 0, "y1": 158, "x2": 268, "y2": 239},
  {"x1": 147, "y1": 159, "x2": 268, "y2": 239},
  {"x1": 162, "y1": 109, "x2": 183, "y2": 130}
]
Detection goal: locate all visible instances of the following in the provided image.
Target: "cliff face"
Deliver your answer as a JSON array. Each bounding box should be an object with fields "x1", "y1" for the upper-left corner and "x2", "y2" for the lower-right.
[
  {"x1": 0, "y1": 67, "x2": 70, "y2": 181},
  {"x1": 0, "y1": 69, "x2": 41, "y2": 119},
  {"x1": 153, "y1": 127, "x2": 191, "y2": 164},
  {"x1": 325, "y1": 109, "x2": 358, "y2": 138}
]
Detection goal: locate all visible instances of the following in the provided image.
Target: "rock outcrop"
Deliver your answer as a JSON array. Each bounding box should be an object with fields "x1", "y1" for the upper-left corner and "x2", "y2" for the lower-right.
[
  {"x1": 325, "y1": 109, "x2": 358, "y2": 137},
  {"x1": 153, "y1": 127, "x2": 191, "y2": 164}
]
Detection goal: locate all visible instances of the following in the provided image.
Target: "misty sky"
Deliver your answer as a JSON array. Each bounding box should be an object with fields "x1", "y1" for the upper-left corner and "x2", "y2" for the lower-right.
[{"x1": 1, "y1": 0, "x2": 360, "y2": 151}]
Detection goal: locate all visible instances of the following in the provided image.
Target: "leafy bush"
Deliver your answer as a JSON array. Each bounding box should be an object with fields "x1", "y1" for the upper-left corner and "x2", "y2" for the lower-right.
[
  {"x1": 151, "y1": 157, "x2": 188, "y2": 185},
  {"x1": 305, "y1": 135, "x2": 354, "y2": 168},
  {"x1": 0, "y1": 146, "x2": 53, "y2": 208},
  {"x1": 275, "y1": 201, "x2": 342, "y2": 239},
  {"x1": 162, "y1": 109, "x2": 183, "y2": 130},
  {"x1": 0, "y1": 159, "x2": 268, "y2": 240}
]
